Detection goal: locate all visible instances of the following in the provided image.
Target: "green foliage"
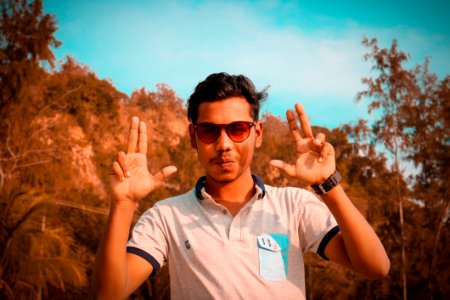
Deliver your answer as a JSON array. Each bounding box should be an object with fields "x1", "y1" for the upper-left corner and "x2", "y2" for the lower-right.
[
  {"x1": 0, "y1": 1, "x2": 118, "y2": 298},
  {"x1": 357, "y1": 37, "x2": 419, "y2": 155},
  {"x1": 47, "y1": 56, "x2": 125, "y2": 134},
  {"x1": 1, "y1": 1, "x2": 448, "y2": 298},
  {"x1": 0, "y1": 185, "x2": 87, "y2": 299},
  {"x1": 0, "y1": 0, "x2": 60, "y2": 112},
  {"x1": 252, "y1": 113, "x2": 298, "y2": 187},
  {"x1": 355, "y1": 37, "x2": 450, "y2": 299},
  {"x1": 402, "y1": 64, "x2": 450, "y2": 298}
]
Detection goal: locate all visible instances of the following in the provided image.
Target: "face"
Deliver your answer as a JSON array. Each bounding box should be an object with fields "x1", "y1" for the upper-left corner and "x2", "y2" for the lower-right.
[{"x1": 189, "y1": 96, "x2": 263, "y2": 184}]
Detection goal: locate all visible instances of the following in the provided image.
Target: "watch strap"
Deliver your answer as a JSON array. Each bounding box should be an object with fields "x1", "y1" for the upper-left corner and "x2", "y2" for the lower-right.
[{"x1": 311, "y1": 170, "x2": 342, "y2": 194}]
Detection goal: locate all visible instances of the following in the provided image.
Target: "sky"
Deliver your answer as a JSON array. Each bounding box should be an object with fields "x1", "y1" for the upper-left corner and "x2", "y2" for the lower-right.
[{"x1": 44, "y1": 0, "x2": 449, "y2": 129}]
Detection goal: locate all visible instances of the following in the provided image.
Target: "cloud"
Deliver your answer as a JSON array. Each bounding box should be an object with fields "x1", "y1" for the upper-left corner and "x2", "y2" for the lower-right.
[
  {"x1": 97, "y1": 2, "x2": 371, "y2": 100},
  {"x1": 48, "y1": 0, "x2": 449, "y2": 128}
]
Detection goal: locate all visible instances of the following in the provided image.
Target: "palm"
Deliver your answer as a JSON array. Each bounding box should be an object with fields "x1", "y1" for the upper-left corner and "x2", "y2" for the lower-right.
[
  {"x1": 271, "y1": 103, "x2": 335, "y2": 185},
  {"x1": 111, "y1": 153, "x2": 152, "y2": 201},
  {"x1": 111, "y1": 117, "x2": 177, "y2": 202},
  {"x1": 293, "y1": 139, "x2": 335, "y2": 184}
]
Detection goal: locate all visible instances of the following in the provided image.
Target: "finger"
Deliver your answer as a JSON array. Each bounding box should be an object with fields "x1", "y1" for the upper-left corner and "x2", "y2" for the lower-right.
[
  {"x1": 152, "y1": 165, "x2": 178, "y2": 185},
  {"x1": 295, "y1": 103, "x2": 314, "y2": 139},
  {"x1": 286, "y1": 110, "x2": 302, "y2": 143},
  {"x1": 138, "y1": 121, "x2": 148, "y2": 154},
  {"x1": 117, "y1": 151, "x2": 130, "y2": 177},
  {"x1": 315, "y1": 132, "x2": 325, "y2": 145},
  {"x1": 311, "y1": 132, "x2": 325, "y2": 151},
  {"x1": 270, "y1": 159, "x2": 296, "y2": 177},
  {"x1": 319, "y1": 142, "x2": 335, "y2": 162},
  {"x1": 112, "y1": 161, "x2": 125, "y2": 181},
  {"x1": 127, "y1": 116, "x2": 139, "y2": 154}
]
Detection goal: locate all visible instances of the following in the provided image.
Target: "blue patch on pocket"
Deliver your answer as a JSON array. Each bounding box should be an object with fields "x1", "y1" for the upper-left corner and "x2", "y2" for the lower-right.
[{"x1": 257, "y1": 234, "x2": 290, "y2": 281}]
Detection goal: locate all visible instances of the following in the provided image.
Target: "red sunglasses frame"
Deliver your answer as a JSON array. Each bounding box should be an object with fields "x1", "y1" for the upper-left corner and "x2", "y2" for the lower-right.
[{"x1": 192, "y1": 121, "x2": 255, "y2": 144}]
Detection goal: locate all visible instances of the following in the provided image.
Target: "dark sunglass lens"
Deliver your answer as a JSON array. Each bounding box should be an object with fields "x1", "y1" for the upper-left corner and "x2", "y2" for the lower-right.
[
  {"x1": 227, "y1": 122, "x2": 251, "y2": 142},
  {"x1": 197, "y1": 124, "x2": 220, "y2": 143}
]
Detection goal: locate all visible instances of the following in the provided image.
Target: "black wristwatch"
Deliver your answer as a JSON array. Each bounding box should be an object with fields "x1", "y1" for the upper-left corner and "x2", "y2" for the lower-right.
[{"x1": 311, "y1": 170, "x2": 342, "y2": 194}]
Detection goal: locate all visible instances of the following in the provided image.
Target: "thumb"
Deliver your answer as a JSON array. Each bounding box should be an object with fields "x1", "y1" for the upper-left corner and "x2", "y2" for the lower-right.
[
  {"x1": 270, "y1": 160, "x2": 296, "y2": 177},
  {"x1": 153, "y1": 165, "x2": 178, "y2": 185}
]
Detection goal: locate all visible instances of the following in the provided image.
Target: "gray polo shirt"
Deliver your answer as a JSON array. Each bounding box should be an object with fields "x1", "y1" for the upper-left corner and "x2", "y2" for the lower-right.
[{"x1": 127, "y1": 175, "x2": 339, "y2": 299}]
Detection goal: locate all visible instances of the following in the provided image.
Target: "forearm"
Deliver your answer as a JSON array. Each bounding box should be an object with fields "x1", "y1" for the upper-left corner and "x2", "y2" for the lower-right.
[
  {"x1": 93, "y1": 201, "x2": 137, "y2": 299},
  {"x1": 320, "y1": 185, "x2": 390, "y2": 278}
]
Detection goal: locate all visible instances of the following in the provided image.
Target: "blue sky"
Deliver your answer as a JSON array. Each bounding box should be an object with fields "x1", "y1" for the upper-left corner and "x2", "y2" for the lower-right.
[{"x1": 44, "y1": 0, "x2": 449, "y2": 129}]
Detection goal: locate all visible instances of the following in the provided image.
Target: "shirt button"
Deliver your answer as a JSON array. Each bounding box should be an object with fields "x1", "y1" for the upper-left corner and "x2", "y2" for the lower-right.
[{"x1": 222, "y1": 209, "x2": 227, "y2": 214}]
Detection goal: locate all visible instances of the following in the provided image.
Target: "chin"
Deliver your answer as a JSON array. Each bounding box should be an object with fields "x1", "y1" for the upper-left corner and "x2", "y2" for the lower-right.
[
  {"x1": 211, "y1": 174, "x2": 236, "y2": 183},
  {"x1": 208, "y1": 170, "x2": 239, "y2": 183}
]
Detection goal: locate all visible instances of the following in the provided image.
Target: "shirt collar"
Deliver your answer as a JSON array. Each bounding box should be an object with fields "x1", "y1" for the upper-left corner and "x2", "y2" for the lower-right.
[{"x1": 195, "y1": 174, "x2": 266, "y2": 200}]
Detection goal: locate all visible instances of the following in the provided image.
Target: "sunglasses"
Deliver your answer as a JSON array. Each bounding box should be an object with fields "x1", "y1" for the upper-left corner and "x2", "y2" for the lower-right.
[{"x1": 193, "y1": 121, "x2": 255, "y2": 144}]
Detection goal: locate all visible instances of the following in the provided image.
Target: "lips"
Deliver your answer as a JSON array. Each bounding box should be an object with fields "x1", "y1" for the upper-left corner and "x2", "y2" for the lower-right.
[
  {"x1": 218, "y1": 161, "x2": 234, "y2": 167},
  {"x1": 211, "y1": 157, "x2": 236, "y2": 168}
]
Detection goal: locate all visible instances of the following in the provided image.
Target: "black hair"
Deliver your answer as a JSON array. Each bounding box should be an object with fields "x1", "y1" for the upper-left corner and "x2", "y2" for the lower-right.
[{"x1": 187, "y1": 72, "x2": 268, "y2": 123}]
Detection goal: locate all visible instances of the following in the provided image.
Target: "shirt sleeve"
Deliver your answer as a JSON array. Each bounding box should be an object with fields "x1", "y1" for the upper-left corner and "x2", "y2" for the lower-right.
[
  {"x1": 127, "y1": 204, "x2": 168, "y2": 276},
  {"x1": 297, "y1": 189, "x2": 339, "y2": 258}
]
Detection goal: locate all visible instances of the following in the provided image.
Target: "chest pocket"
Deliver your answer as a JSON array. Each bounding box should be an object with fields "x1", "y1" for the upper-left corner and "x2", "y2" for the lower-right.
[{"x1": 257, "y1": 234, "x2": 290, "y2": 281}]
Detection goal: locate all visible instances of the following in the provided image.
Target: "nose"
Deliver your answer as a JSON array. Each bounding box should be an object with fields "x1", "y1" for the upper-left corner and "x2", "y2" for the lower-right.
[{"x1": 214, "y1": 128, "x2": 233, "y2": 151}]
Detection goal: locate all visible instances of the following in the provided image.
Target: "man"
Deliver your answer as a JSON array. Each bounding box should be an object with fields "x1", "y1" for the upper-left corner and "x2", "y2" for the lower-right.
[{"x1": 93, "y1": 73, "x2": 390, "y2": 299}]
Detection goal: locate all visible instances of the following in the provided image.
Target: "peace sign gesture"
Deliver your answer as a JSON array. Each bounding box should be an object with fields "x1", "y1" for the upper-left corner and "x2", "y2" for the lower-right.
[
  {"x1": 270, "y1": 103, "x2": 335, "y2": 185},
  {"x1": 111, "y1": 116, "x2": 177, "y2": 202}
]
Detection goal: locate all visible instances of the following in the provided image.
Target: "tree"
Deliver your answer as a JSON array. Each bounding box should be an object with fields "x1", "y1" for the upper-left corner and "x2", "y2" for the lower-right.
[
  {"x1": 0, "y1": 0, "x2": 60, "y2": 113},
  {"x1": 342, "y1": 120, "x2": 410, "y2": 299},
  {"x1": 401, "y1": 61, "x2": 450, "y2": 298},
  {"x1": 252, "y1": 113, "x2": 297, "y2": 187},
  {"x1": 357, "y1": 37, "x2": 419, "y2": 300},
  {"x1": 0, "y1": 185, "x2": 87, "y2": 300},
  {"x1": 357, "y1": 37, "x2": 450, "y2": 299},
  {"x1": 0, "y1": 0, "x2": 61, "y2": 189},
  {"x1": 0, "y1": 2, "x2": 92, "y2": 299}
]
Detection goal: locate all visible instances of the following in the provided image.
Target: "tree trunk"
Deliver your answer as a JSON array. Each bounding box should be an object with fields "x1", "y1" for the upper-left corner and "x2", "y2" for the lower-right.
[
  {"x1": 394, "y1": 147, "x2": 407, "y2": 300},
  {"x1": 427, "y1": 198, "x2": 449, "y2": 299}
]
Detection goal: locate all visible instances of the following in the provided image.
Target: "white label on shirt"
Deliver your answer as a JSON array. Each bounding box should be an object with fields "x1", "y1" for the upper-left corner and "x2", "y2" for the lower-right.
[
  {"x1": 257, "y1": 234, "x2": 289, "y2": 281},
  {"x1": 257, "y1": 234, "x2": 281, "y2": 252}
]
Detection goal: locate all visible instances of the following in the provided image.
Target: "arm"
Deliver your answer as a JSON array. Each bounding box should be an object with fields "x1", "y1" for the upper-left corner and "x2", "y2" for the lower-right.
[
  {"x1": 93, "y1": 117, "x2": 176, "y2": 299},
  {"x1": 321, "y1": 186, "x2": 390, "y2": 279},
  {"x1": 270, "y1": 103, "x2": 390, "y2": 279},
  {"x1": 93, "y1": 201, "x2": 152, "y2": 299}
]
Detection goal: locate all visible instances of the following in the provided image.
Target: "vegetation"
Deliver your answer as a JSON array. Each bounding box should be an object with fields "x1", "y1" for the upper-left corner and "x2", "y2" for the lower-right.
[{"x1": 1, "y1": 0, "x2": 448, "y2": 299}]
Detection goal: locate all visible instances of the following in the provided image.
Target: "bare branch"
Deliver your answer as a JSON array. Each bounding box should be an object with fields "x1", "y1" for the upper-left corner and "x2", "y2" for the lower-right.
[
  {"x1": 16, "y1": 159, "x2": 52, "y2": 169},
  {"x1": 5, "y1": 120, "x2": 17, "y2": 159},
  {"x1": 21, "y1": 124, "x2": 50, "y2": 156},
  {"x1": 21, "y1": 147, "x2": 56, "y2": 158},
  {"x1": 38, "y1": 86, "x2": 81, "y2": 116}
]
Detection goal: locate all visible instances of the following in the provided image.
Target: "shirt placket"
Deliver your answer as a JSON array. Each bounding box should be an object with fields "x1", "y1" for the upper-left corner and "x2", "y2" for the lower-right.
[
  {"x1": 200, "y1": 187, "x2": 262, "y2": 242},
  {"x1": 229, "y1": 214, "x2": 241, "y2": 241}
]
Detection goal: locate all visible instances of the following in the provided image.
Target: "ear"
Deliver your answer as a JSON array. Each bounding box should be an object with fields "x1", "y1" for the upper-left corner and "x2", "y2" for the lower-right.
[
  {"x1": 254, "y1": 120, "x2": 263, "y2": 148},
  {"x1": 189, "y1": 124, "x2": 197, "y2": 149}
]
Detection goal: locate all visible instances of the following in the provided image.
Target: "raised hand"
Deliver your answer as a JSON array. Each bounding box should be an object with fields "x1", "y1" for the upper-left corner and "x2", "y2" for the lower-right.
[
  {"x1": 270, "y1": 103, "x2": 335, "y2": 185},
  {"x1": 111, "y1": 116, "x2": 177, "y2": 202}
]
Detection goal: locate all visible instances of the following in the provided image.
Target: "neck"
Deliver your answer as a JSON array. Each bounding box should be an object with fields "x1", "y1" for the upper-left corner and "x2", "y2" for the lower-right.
[{"x1": 205, "y1": 171, "x2": 255, "y2": 204}]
